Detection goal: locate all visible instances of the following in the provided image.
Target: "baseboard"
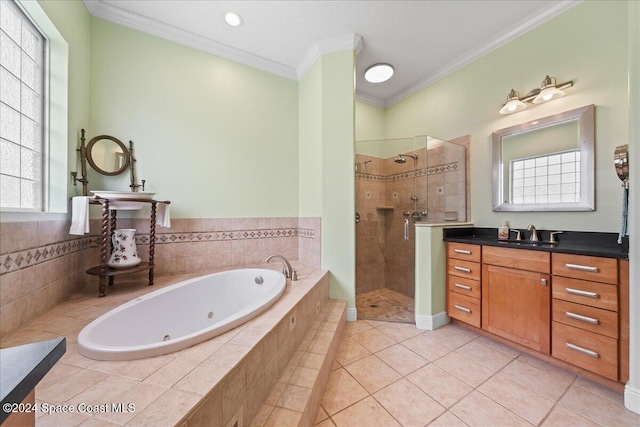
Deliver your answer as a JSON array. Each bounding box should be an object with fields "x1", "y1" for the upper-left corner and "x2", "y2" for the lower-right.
[
  {"x1": 346, "y1": 307, "x2": 357, "y2": 322},
  {"x1": 415, "y1": 311, "x2": 449, "y2": 330},
  {"x1": 625, "y1": 383, "x2": 640, "y2": 414}
]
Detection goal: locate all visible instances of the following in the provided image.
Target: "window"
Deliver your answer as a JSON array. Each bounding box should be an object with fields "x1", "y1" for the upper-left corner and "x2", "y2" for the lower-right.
[
  {"x1": 0, "y1": 0, "x2": 46, "y2": 211},
  {"x1": 510, "y1": 150, "x2": 581, "y2": 205}
]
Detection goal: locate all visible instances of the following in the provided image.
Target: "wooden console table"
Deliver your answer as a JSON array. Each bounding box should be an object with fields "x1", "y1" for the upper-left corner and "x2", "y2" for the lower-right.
[{"x1": 86, "y1": 197, "x2": 170, "y2": 297}]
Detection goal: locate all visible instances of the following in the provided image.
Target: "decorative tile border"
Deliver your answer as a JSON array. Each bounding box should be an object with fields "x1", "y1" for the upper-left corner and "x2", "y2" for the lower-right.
[
  {"x1": 0, "y1": 237, "x2": 91, "y2": 275},
  {"x1": 355, "y1": 161, "x2": 459, "y2": 182}
]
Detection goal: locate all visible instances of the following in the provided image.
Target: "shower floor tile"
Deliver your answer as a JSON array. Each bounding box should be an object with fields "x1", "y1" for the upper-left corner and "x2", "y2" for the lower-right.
[{"x1": 356, "y1": 288, "x2": 414, "y2": 323}]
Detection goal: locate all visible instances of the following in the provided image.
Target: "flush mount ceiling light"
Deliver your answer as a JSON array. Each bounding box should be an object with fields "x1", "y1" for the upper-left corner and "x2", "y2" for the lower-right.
[
  {"x1": 364, "y1": 63, "x2": 394, "y2": 83},
  {"x1": 499, "y1": 89, "x2": 527, "y2": 115},
  {"x1": 224, "y1": 12, "x2": 243, "y2": 27},
  {"x1": 499, "y1": 75, "x2": 573, "y2": 114}
]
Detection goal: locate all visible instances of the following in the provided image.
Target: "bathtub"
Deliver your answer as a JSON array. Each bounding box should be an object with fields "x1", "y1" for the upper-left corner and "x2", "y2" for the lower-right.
[{"x1": 77, "y1": 268, "x2": 286, "y2": 361}]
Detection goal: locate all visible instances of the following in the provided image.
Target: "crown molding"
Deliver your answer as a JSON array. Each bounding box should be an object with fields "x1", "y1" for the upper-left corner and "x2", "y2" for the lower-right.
[
  {"x1": 355, "y1": 91, "x2": 386, "y2": 109},
  {"x1": 83, "y1": 0, "x2": 297, "y2": 80},
  {"x1": 295, "y1": 33, "x2": 363, "y2": 80},
  {"x1": 384, "y1": 0, "x2": 582, "y2": 108}
]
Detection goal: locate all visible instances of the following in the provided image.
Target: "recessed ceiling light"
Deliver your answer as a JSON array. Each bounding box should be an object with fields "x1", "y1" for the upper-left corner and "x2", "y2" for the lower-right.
[
  {"x1": 224, "y1": 12, "x2": 243, "y2": 27},
  {"x1": 364, "y1": 63, "x2": 394, "y2": 83}
]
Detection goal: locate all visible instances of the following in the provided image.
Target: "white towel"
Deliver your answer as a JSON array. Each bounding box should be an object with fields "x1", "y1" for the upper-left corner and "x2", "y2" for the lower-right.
[
  {"x1": 156, "y1": 203, "x2": 171, "y2": 228},
  {"x1": 69, "y1": 196, "x2": 90, "y2": 235}
]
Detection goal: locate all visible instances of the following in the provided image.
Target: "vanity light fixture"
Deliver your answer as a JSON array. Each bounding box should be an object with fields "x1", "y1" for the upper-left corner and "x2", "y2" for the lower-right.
[
  {"x1": 224, "y1": 12, "x2": 243, "y2": 27},
  {"x1": 364, "y1": 63, "x2": 394, "y2": 83},
  {"x1": 499, "y1": 89, "x2": 527, "y2": 115},
  {"x1": 499, "y1": 75, "x2": 573, "y2": 114}
]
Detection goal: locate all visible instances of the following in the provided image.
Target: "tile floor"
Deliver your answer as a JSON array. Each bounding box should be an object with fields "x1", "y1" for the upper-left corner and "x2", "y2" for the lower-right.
[
  {"x1": 317, "y1": 320, "x2": 640, "y2": 426},
  {"x1": 356, "y1": 289, "x2": 414, "y2": 323}
]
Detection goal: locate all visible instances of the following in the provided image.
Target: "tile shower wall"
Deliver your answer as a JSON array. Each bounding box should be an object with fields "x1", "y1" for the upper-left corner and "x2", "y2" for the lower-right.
[{"x1": 0, "y1": 217, "x2": 321, "y2": 339}]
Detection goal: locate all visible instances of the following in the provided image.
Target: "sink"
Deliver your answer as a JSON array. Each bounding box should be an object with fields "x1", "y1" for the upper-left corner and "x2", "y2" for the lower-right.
[{"x1": 90, "y1": 191, "x2": 156, "y2": 210}]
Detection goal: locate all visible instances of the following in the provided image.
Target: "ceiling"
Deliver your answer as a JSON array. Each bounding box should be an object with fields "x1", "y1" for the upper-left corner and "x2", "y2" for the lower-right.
[{"x1": 83, "y1": 0, "x2": 579, "y2": 109}]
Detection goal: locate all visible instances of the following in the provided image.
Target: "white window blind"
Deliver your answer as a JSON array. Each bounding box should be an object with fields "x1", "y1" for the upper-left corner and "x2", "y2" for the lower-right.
[
  {"x1": 510, "y1": 150, "x2": 581, "y2": 205},
  {"x1": 0, "y1": 0, "x2": 46, "y2": 211}
]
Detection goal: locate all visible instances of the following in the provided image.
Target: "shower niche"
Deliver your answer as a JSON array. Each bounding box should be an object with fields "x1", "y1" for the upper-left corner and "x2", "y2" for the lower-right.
[{"x1": 355, "y1": 135, "x2": 468, "y2": 322}]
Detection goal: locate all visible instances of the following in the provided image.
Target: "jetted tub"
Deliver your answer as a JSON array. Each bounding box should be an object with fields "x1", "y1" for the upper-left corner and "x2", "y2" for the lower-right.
[{"x1": 77, "y1": 268, "x2": 286, "y2": 361}]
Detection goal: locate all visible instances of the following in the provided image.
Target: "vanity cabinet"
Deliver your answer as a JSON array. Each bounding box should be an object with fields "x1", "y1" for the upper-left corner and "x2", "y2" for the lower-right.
[
  {"x1": 481, "y1": 246, "x2": 551, "y2": 354},
  {"x1": 446, "y1": 243, "x2": 481, "y2": 327},
  {"x1": 551, "y1": 253, "x2": 622, "y2": 381}
]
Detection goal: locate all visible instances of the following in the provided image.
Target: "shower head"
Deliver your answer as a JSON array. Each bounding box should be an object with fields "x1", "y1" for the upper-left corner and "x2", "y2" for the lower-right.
[{"x1": 394, "y1": 153, "x2": 418, "y2": 163}]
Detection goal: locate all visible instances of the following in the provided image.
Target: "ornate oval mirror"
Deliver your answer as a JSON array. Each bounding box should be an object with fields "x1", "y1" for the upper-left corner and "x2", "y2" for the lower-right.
[{"x1": 86, "y1": 135, "x2": 130, "y2": 176}]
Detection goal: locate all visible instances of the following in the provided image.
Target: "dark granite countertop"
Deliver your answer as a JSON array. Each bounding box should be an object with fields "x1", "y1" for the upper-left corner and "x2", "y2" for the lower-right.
[
  {"x1": 443, "y1": 227, "x2": 628, "y2": 259},
  {"x1": 0, "y1": 338, "x2": 66, "y2": 423}
]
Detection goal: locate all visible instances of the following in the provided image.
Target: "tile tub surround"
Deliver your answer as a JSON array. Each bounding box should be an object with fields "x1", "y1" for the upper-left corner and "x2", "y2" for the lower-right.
[
  {"x1": 0, "y1": 261, "x2": 334, "y2": 426},
  {"x1": 0, "y1": 217, "x2": 321, "y2": 339}
]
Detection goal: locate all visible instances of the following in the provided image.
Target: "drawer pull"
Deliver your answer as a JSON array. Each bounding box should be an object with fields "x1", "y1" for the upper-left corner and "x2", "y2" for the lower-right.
[
  {"x1": 454, "y1": 266, "x2": 471, "y2": 273},
  {"x1": 454, "y1": 304, "x2": 471, "y2": 314},
  {"x1": 565, "y1": 287, "x2": 599, "y2": 298},
  {"x1": 565, "y1": 263, "x2": 599, "y2": 273},
  {"x1": 565, "y1": 311, "x2": 599, "y2": 325},
  {"x1": 454, "y1": 283, "x2": 472, "y2": 291},
  {"x1": 566, "y1": 342, "x2": 599, "y2": 358},
  {"x1": 454, "y1": 249, "x2": 472, "y2": 255}
]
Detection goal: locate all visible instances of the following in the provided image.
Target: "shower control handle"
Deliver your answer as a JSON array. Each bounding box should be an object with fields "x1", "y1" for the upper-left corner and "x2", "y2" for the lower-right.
[{"x1": 403, "y1": 218, "x2": 409, "y2": 241}]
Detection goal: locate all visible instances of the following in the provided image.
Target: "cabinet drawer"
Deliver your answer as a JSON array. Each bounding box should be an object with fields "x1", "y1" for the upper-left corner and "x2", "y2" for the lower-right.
[
  {"x1": 447, "y1": 259, "x2": 480, "y2": 281},
  {"x1": 552, "y1": 322, "x2": 618, "y2": 380},
  {"x1": 552, "y1": 299, "x2": 618, "y2": 339},
  {"x1": 552, "y1": 276, "x2": 618, "y2": 312},
  {"x1": 447, "y1": 242, "x2": 481, "y2": 262},
  {"x1": 447, "y1": 292, "x2": 481, "y2": 328},
  {"x1": 482, "y1": 246, "x2": 550, "y2": 273},
  {"x1": 447, "y1": 275, "x2": 480, "y2": 299},
  {"x1": 552, "y1": 253, "x2": 618, "y2": 285}
]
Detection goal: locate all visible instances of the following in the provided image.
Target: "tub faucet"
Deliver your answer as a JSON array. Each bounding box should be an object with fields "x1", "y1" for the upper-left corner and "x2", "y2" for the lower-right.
[
  {"x1": 265, "y1": 255, "x2": 297, "y2": 280},
  {"x1": 527, "y1": 224, "x2": 539, "y2": 241}
]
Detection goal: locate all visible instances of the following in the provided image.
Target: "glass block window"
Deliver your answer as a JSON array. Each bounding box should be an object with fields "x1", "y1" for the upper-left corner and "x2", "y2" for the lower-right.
[
  {"x1": 0, "y1": 0, "x2": 46, "y2": 210},
  {"x1": 510, "y1": 150, "x2": 581, "y2": 205}
]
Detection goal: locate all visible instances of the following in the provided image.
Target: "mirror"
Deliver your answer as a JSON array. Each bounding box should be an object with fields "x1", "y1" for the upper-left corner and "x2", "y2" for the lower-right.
[
  {"x1": 492, "y1": 104, "x2": 594, "y2": 211},
  {"x1": 86, "y1": 135, "x2": 130, "y2": 176}
]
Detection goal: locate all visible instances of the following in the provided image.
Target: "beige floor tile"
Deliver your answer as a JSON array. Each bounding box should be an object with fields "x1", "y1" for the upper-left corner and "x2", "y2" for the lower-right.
[
  {"x1": 173, "y1": 357, "x2": 230, "y2": 396},
  {"x1": 518, "y1": 352, "x2": 577, "y2": 383},
  {"x1": 351, "y1": 328, "x2": 397, "y2": 353},
  {"x1": 263, "y1": 407, "x2": 302, "y2": 427},
  {"x1": 265, "y1": 382, "x2": 287, "y2": 406},
  {"x1": 37, "y1": 362, "x2": 82, "y2": 390},
  {"x1": 316, "y1": 418, "x2": 336, "y2": 427},
  {"x1": 377, "y1": 322, "x2": 423, "y2": 342},
  {"x1": 288, "y1": 366, "x2": 319, "y2": 388},
  {"x1": 249, "y1": 404, "x2": 274, "y2": 427},
  {"x1": 342, "y1": 320, "x2": 374, "y2": 337},
  {"x1": 299, "y1": 352, "x2": 324, "y2": 369},
  {"x1": 143, "y1": 356, "x2": 200, "y2": 387},
  {"x1": 66, "y1": 375, "x2": 139, "y2": 408},
  {"x1": 363, "y1": 319, "x2": 391, "y2": 328},
  {"x1": 37, "y1": 368, "x2": 109, "y2": 404},
  {"x1": 478, "y1": 374, "x2": 555, "y2": 425},
  {"x1": 321, "y1": 368, "x2": 369, "y2": 415},
  {"x1": 316, "y1": 406, "x2": 329, "y2": 423},
  {"x1": 375, "y1": 343, "x2": 428, "y2": 376},
  {"x1": 401, "y1": 334, "x2": 452, "y2": 361},
  {"x1": 407, "y1": 364, "x2": 472, "y2": 408},
  {"x1": 433, "y1": 351, "x2": 495, "y2": 387},
  {"x1": 331, "y1": 396, "x2": 401, "y2": 427},
  {"x1": 474, "y1": 335, "x2": 521, "y2": 358},
  {"x1": 88, "y1": 354, "x2": 174, "y2": 381},
  {"x1": 500, "y1": 359, "x2": 572, "y2": 401},
  {"x1": 428, "y1": 410, "x2": 469, "y2": 427},
  {"x1": 540, "y1": 405, "x2": 600, "y2": 427},
  {"x1": 559, "y1": 383, "x2": 640, "y2": 426},
  {"x1": 334, "y1": 336, "x2": 372, "y2": 366},
  {"x1": 126, "y1": 388, "x2": 200, "y2": 426},
  {"x1": 456, "y1": 339, "x2": 515, "y2": 371},
  {"x1": 344, "y1": 355, "x2": 401, "y2": 393},
  {"x1": 373, "y1": 378, "x2": 445, "y2": 426},
  {"x1": 79, "y1": 417, "x2": 120, "y2": 426},
  {"x1": 573, "y1": 376, "x2": 625, "y2": 405},
  {"x1": 276, "y1": 384, "x2": 312, "y2": 412},
  {"x1": 427, "y1": 324, "x2": 478, "y2": 349},
  {"x1": 451, "y1": 391, "x2": 531, "y2": 427},
  {"x1": 36, "y1": 410, "x2": 89, "y2": 427}
]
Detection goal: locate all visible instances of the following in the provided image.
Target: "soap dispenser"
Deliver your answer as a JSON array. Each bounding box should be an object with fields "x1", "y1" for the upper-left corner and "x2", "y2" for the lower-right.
[{"x1": 498, "y1": 220, "x2": 509, "y2": 240}]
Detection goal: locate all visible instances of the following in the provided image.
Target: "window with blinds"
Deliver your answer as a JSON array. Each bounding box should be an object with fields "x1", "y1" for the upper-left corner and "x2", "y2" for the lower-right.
[{"x1": 0, "y1": 0, "x2": 46, "y2": 211}]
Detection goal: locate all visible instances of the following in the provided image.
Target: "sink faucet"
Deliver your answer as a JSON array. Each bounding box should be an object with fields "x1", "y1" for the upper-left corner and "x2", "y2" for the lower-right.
[
  {"x1": 527, "y1": 224, "x2": 539, "y2": 242},
  {"x1": 265, "y1": 255, "x2": 297, "y2": 280}
]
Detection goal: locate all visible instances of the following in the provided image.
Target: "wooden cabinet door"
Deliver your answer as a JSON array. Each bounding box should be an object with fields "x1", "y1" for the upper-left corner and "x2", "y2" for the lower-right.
[{"x1": 482, "y1": 264, "x2": 551, "y2": 354}]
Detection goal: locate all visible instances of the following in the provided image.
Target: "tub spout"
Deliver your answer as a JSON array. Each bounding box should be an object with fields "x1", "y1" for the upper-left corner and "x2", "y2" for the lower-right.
[{"x1": 265, "y1": 255, "x2": 296, "y2": 280}]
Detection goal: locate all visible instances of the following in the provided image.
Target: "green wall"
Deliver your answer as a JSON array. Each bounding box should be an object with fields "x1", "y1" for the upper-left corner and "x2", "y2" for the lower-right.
[
  {"x1": 361, "y1": 1, "x2": 628, "y2": 232},
  {"x1": 89, "y1": 19, "x2": 300, "y2": 218}
]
